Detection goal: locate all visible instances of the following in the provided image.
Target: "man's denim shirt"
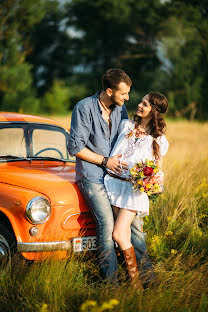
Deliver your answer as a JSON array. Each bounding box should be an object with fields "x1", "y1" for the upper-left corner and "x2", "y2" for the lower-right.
[{"x1": 68, "y1": 91, "x2": 128, "y2": 184}]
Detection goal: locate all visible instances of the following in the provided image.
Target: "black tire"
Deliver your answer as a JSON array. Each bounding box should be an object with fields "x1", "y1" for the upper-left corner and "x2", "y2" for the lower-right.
[{"x1": 0, "y1": 223, "x2": 16, "y2": 274}]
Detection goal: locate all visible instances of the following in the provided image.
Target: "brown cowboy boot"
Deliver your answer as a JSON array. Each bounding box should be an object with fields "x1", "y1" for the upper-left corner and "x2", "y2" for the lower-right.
[{"x1": 123, "y1": 246, "x2": 144, "y2": 291}]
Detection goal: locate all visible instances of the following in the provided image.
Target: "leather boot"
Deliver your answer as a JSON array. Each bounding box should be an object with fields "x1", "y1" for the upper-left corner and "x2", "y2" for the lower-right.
[{"x1": 123, "y1": 246, "x2": 144, "y2": 291}]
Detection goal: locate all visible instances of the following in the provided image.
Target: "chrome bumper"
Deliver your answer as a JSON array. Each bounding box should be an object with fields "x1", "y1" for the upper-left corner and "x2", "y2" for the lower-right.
[{"x1": 17, "y1": 241, "x2": 71, "y2": 252}]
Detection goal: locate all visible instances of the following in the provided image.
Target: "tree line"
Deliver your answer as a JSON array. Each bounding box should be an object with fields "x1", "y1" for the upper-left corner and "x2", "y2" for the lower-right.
[{"x1": 0, "y1": 0, "x2": 208, "y2": 119}]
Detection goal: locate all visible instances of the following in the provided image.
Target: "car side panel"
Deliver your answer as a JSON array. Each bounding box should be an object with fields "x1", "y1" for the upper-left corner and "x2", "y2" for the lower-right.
[{"x1": 0, "y1": 183, "x2": 96, "y2": 260}]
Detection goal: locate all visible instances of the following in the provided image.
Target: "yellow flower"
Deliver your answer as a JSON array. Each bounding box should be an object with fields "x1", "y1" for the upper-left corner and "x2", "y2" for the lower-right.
[
  {"x1": 149, "y1": 161, "x2": 154, "y2": 166},
  {"x1": 153, "y1": 168, "x2": 158, "y2": 173},
  {"x1": 109, "y1": 299, "x2": 119, "y2": 305},
  {"x1": 147, "y1": 191, "x2": 151, "y2": 196},
  {"x1": 150, "y1": 235, "x2": 162, "y2": 253},
  {"x1": 146, "y1": 183, "x2": 151, "y2": 189},
  {"x1": 140, "y1": 172, "x2": 144, "y2": 177},
  {"x1": 81, "y1": 300, "x2": 97, "y2": 312},
  {"x1": 140, "y1": 187, "x2": 145, "y2": 192},
  {"x1": 153, "y1": 183, "x2": 159, "y2": 190},
  {"x1": 130, "y1": 168, "x2": 137, "y2": 177},
  {"x1": 137, "y1": 180, "x2": 142, "y2": 185},
  {"x1": 165, "y1": 230, "x2": 173, "y2": 236},
  {"x1": 171, "y1": 249, "x2": 177, "y2": 254},
  {"x1": 39, "y1": 304, "x2": 49, "y2": 312}
]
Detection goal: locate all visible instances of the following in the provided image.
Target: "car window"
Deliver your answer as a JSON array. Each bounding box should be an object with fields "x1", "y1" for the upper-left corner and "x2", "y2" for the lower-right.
[
  {"x1": 0, "y1": 128, "x2": 26, "y2": 157},
  {"x1": 32, "y1": 128, "x2": 68, "y2": 159}
]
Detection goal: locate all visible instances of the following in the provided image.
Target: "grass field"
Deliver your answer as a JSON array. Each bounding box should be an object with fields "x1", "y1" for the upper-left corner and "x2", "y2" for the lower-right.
[{"x1": 0, "y1": 116, "x2": 208, "y2": 312}]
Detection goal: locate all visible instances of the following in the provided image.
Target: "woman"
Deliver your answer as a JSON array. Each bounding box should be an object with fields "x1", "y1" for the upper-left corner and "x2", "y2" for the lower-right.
[{"x1": 104, "y1": 91, "x2": 169, "y2": 287}]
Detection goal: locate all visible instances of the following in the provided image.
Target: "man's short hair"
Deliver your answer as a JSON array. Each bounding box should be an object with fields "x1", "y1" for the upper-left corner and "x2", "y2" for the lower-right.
[{"x1": 102, "y1": 68, "x2": 132, "y2": 91}]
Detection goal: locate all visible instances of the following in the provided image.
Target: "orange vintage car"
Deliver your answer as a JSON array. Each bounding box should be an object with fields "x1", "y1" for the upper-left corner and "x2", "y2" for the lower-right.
[{"x1": 0, "y1": 112, "x2": 96, "y2": 270}]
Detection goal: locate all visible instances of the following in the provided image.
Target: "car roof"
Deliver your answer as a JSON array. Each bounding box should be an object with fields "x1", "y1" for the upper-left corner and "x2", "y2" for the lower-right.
[{"x1": 0, "y1": 112, "x2": 66, "y2": 129}]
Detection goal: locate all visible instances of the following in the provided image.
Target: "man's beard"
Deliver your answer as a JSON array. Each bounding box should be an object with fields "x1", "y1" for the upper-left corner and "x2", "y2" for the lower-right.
[{"x1": 110, "y1": 93, "x2": 120, "y2": 106}]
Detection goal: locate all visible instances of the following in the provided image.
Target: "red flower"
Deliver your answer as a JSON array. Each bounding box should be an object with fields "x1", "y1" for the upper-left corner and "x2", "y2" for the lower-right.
[{"x1": 143, "y1": 166, "x2": 153, "y2": 176}]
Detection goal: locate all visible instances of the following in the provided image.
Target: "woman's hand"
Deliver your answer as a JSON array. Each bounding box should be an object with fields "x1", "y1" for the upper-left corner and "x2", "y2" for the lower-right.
[{"x1": 106, "y1": 154, "x2": 129, "y2": 174}]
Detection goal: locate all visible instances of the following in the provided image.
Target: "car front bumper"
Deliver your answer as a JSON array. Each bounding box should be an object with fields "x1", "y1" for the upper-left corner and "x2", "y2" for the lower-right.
[{"x1": 17, "y1": 241, "x2": 71, "y2": 252}]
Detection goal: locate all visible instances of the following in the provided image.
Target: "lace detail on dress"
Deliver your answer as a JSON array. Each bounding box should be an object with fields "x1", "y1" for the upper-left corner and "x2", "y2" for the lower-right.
[{"x1": 123, "y1": 137, "x2": 147, "y2": 158}]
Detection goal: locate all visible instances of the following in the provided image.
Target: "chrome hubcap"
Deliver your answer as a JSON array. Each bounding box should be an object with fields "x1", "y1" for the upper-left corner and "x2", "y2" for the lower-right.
[
  {"x1": 0, "y1": 241, "x2": 10, "y2": 269},
  {"x1": 0, "y1": 243, "x2": 8, "y2": 257}
]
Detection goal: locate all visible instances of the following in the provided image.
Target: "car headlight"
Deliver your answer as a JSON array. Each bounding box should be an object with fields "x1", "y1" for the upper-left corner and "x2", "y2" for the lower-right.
[{"x1": 26, "y1": 197, "x2": 51, "y2": 224}]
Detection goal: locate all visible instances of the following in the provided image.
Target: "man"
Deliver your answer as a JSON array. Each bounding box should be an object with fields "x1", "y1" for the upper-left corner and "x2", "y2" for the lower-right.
[{"x1": 68, "y1": 68, "x2": 153, "y2": 285}]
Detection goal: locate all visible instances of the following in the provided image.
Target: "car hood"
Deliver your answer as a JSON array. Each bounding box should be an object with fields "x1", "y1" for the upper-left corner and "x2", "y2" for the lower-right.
[{"x1": 0, "y1": 161, "x2": 86, "y2": 207}]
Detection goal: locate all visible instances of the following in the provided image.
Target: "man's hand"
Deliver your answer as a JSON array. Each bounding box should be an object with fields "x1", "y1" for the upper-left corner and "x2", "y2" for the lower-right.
[{"x1": 106, "y1": 154, "x2": 129, "y2": 174}]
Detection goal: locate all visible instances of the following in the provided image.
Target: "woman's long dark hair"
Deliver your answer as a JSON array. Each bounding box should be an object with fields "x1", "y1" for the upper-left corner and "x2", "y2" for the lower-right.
[{"x1": 133, "y1": 92, "x2": 168, "y2": 159}]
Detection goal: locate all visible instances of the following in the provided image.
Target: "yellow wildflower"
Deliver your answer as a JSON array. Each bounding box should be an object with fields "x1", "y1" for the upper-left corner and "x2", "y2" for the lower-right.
[
  {"x1": 196, "y1": 177, "x2": 208, "y2": 193},
  {"x1": 150, "y1": 235, "x2": 162, "y2": 253},
  {"x1": 39, "y1": 304, "x2": 49, "y2": 312},
  {"x1": 171, "y1": 249, "x2": 177, "y2": 254},
  {"x1": 81, "y1": 300, "x2": 97, "y2": 312},
  {"x1": 109, "y1": 299, "x2": 119, "y2": 305},
  {"x1": 165, "y1": 230, "x2": 173, "y2": 236},
  {"x1": 153, "y1": 168, "x2": 158, "y2": 173},
  {"x1": 100, "y1": 299, "x2": 119, "y2": 311},
  {"x1": 146, "y1": 183, "x2": 151, "y2": 189},
  {"x1": 140, "y1": 187, "x2": 145, "y2": 192}
]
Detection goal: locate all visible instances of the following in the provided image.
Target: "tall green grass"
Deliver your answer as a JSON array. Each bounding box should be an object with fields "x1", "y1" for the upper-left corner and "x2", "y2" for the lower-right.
[{"x1": 0, "y1": 120, "x2": 208, "y2": 312}]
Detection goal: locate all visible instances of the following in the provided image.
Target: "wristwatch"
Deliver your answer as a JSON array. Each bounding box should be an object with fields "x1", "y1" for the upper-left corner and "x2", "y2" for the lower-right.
[{"x1": 101, "y1": 156, "x2": 109, "y2": 168}]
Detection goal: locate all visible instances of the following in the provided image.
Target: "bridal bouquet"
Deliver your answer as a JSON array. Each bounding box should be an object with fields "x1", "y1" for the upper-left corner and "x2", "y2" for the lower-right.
[{"x1": 129, "y1": 159, "x2": 164, "y2": 202}]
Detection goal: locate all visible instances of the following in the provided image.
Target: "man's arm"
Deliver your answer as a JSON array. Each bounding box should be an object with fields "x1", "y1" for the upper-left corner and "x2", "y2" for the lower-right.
[
  {"x1": 68, "y1": 102, "x2": 92, "y2": 156},
  {"x1": 68, "y1": 102, "x2": 128, "y2": 173},
  {"x1": 76, "y1": 148, "x2": 128, "y2": 173},
  {"x1": 75, "y1": 148, "x2": 104, "y2": 165}
]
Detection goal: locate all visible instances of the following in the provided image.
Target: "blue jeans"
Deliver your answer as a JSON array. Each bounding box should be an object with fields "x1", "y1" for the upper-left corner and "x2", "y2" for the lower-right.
[{"x1": 77, "y1": 177, "x2": 153, "y2": 282}]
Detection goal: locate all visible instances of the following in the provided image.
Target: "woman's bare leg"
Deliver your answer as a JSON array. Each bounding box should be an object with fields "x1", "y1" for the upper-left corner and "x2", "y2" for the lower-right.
[
  {"x1": 112, "y1": 208, "x2": 144, "y2": 290},
  {"x1": 112, "y1": 205, "x2": 119, "y2": 220},
  {"x1": 112, "y1": 208, "x2": 136, "y2": 251}
]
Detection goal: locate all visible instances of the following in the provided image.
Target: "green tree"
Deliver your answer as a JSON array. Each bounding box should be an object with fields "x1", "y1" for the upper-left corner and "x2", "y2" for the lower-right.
[
  {"x1": 26, "y1": 2, "x2": 73, "y2": 97},
  {"x1": 64, "y1": 0, "x2": 166, "y2": 108},
  {"x1": 152, "y1": 0, "x2": 208, "y2": 119},
  {"x1": 41, "y1": 78, "x2": 88, "y2": 113},
  {"x1": 0, "y1": 0, "x2": 53, "y2": 112}
]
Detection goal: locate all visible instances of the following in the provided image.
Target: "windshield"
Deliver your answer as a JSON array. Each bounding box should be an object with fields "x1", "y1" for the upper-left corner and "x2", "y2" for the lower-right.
[{"x1": 0, "y1": 122, "x2": 75, "y2": 162}]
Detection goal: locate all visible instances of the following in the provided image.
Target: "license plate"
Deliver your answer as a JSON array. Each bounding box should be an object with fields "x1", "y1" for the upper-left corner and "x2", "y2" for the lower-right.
[{"x1": 73, "y1": 236, "x2": 97, "y2": 252}]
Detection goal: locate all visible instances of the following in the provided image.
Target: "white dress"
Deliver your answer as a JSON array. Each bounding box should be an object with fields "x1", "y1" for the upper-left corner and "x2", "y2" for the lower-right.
[{"x1": 104, "y1": 119, "x2": 169, "y2": 216}]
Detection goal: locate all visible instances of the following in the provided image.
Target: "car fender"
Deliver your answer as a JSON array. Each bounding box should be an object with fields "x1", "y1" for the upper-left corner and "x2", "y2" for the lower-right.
[{"x1": 0, "y1": 182, "x2": 50, "y2": 244}]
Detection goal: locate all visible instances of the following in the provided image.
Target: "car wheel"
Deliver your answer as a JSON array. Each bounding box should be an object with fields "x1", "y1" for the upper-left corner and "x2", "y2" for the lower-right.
[{"x1": 0, "y1": 224, "x2": 16, "y2": 274}]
